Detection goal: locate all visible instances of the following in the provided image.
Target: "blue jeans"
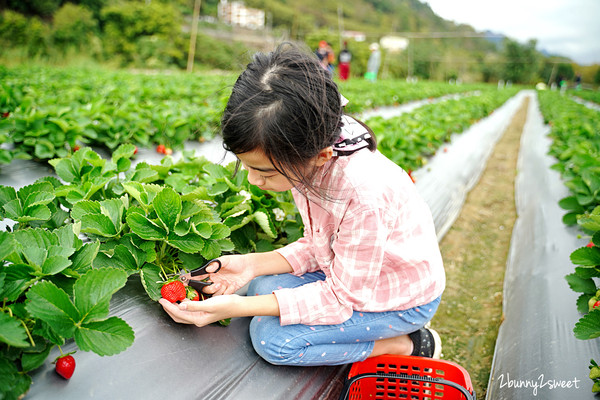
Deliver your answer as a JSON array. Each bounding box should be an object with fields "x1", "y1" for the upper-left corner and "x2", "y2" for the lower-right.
[{"x1": 248, "y1": 271, "x2": 441, "y2": 366}]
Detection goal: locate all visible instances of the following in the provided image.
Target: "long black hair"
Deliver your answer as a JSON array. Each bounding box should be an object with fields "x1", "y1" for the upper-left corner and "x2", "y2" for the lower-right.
[{"x1": 221, "y1": 42, "x2": 376, "y2": 197}]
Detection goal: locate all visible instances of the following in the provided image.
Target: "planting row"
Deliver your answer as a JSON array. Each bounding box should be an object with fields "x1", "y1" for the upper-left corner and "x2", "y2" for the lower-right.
[
  {"x1": 0, "y1": 65, "x2": 504, "y2": 165},
  {"x1": 537, "y1": 90, "x2": 600, "y2": 393},
  {"x1": 573, "y1": 90, "x2": 600, "y2": 106},
  {"x1": 366, "y1": 87, "x2": 520, "y2": 172}
]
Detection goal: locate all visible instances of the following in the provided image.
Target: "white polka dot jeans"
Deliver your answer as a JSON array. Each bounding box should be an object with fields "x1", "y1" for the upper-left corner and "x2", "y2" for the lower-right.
[{"x1": 248, "y1": 271, "x2": 441, "y2": 366}]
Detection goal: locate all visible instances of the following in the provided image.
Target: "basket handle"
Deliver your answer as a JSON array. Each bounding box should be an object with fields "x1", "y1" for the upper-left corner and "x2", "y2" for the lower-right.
[{"x1": 338, "y1": 372, "x2": 476, "y2": 400}]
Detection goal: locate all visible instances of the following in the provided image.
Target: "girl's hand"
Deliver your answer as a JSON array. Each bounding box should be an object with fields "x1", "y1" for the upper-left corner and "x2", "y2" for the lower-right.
[
  {"x1": 159, "y1": 295, "x2": 239, "y2": 327},
  {"x1": 199, "y1": 255, "x2": 256, "y2": 296}
]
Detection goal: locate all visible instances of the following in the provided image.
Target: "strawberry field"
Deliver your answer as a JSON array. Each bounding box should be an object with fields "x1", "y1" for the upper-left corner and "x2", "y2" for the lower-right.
[{"x1": 0, "y1": 65, "x2": 599, "y2": 399}]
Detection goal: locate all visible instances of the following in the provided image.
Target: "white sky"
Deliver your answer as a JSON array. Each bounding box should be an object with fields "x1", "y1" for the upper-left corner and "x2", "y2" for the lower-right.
[{"x1": 422, "y1": 0, "x2": 600, "y2": 65}]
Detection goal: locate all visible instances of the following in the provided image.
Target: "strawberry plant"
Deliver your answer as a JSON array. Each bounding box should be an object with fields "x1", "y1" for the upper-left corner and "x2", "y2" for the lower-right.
[
  {"x1": 369, "y1": 88, "x2": 519, "y2": 172},
  {"x1": 0, "y1": 224, "x2": 134, "y2": 399},
  {"x1": 538, "y1": 90, "x2": 600, "y2": 393},
  {"x1": 0, "y1": 141, "x2": 305, "y2": 399}
]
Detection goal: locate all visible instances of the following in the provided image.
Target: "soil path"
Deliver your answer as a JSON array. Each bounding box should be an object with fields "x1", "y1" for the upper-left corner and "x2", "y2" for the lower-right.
[{"x1": 430, "y1": 97, "x2": 530, "y2": 398}]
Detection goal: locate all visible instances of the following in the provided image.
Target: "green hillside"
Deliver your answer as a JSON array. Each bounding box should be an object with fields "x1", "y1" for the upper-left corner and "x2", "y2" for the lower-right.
[{"x1": 0, "y1": 0, "x2": 588, "y2": 83}]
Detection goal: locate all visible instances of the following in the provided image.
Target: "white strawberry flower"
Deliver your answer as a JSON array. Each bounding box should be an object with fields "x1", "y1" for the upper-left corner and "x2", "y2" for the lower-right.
[
  {"x1": 273, "y1": 208, "x2": 285, "y2": 222},
  {"x1": 239, "y1": 190, "x2": 251, "y2": 202}
]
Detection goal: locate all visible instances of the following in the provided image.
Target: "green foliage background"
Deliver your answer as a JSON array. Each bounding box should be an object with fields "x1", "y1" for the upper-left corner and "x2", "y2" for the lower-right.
[{"x1": 1, "y1": 0, "x2": 596, "y2": 83}]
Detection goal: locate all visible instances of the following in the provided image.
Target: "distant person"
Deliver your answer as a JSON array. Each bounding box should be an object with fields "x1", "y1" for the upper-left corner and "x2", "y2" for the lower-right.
[
  {"x1": 575, "y1": 73, "x2": 582, "y2": 90},
  {"x1": 338, "y1": 41, "x2": 352, "y2": 81},
  {"x1": 365, "y1": 43, "x2": 381, "y2": 82},
  {"x1": 326, "y1": 42, "x2": 336, "y2": 76},
  {"x1": 315, "y1": 40, "x2": 331, "y2": 74}
]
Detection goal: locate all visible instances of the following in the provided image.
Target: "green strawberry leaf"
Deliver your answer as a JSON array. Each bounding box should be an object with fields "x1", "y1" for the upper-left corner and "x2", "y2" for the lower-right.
[
  {"x1": 71, "y1": 241, "x2": 100, "y2": 273},
  {"x1": 210, "y1": 224, "x2": 231, "y2": 240},
  {"x1": 577, "y1": 293, "x2": 593, "y2": 314},
  {"x1": 181, "y1": 201, "x2": 207, "y2": 219},
  {"x1": 20, "y1": 204, "x2": 52, "y2": 223},
  {"x1": 127, "y1": 213, "x2": 167, "y2": 240},
  {"x1": 3, "y1": 198, "x2": 23, "y2": 220},
  {"x1": 49, "y1": 158, "x2": 78, "y2": 183},
  {"x1": 0, "y1": 231, "x2": 15, "y2": 261},
  {"x1": 81, "y1": 214, "x2": 118, "y2": 237},
  {"x1": 0, "y1": 312, "x2": 29, "y2": 347},
  {"x1": 193, "y1": 222, "x2": 212, "y2": 239},
  {"x1": 565, "y1": 273, "x2": 597, "y2": 294},
  {"x1": 41, "y1": 255, "x2": 72, "y2": 276},
  {"x1": 21, "y1": 246, "x2": 47, "y2": 268},
  {"x1": 154, "y1": 187, "x2": 181, "y2": 233},
  {"x1": 574, "y1": 308, "x2": 600, "y2": 340},
  {"x1": 218, "y1": 238, "x2": 235, "y2": 252},
  {"x1": 20, "y1": 343, "x2": 52, "y2": 372},
  {"x1": 140, "y1": 263, "x2": 162, "y2": 301},
  {"x1": 74, "y1": 316, "x2": 134, "y2": 356},
  {"x1": 0, "y1": 186, "x2": 17, "y2": 206},
  {"x1": 100, "y1": 198, "x2": 126, "y2": 235},
  {"x1": 22, "y1": 191, "x2": 55, "y2": 209},
  {"x1": 253, "y1": 210, "x2": 276, "y2": 238},
  {"x1": 74, "y1": 268, "x2": 127, "y2": 324},
  {"x1": 571, "y1": 246, "x2": 600, "y2": 266},
  {"x1": 167, "y1": 232, "x2": 205, "y2": 253},
  {"x1": 200, "y1": 240, "x2": 221, "y2": 260},
  {"x1": 203, "y1": 163, "x2": 228, "y2": 179},
  {"x1": 208, "y1": 182, "x2": 229, "y2": 196},
  {"x1": 93, "y1": 245, "x2": 140, "y2": 275},
  {"x1": 25, "y1": 281, "x2": 79, "y2": 338}
]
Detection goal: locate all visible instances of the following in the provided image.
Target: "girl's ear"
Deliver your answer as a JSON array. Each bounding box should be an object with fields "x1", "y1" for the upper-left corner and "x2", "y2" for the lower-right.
[{"x1": 315, "y1": 146, "x2": 333, "y2": 167}]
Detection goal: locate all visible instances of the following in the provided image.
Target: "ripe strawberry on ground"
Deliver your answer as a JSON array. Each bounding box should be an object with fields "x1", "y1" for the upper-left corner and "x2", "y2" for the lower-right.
[
  {"x1": 55, "y1": 354, "x2": 76, "y2": 379},
  {"x1": 587, "y1": 241, "x2": 595, "y2": 248},
  {"x1": 161, "y1": 280, "x2": 187, "y2": 303},
  {"x1": 157, "y1": 144, "x2": 166, "y2": 154},
  {"x1": 133, "y1": 146, "x2": 138, "y2": 155},
  {"x1": 593, "y1": 300, "x2": 600, "y2": 310}
]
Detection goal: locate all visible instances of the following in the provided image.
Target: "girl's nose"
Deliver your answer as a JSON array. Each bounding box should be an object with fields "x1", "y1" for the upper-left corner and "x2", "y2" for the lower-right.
[{"x1": 246, "y1": 168, "x2": 265, "y2": 186}]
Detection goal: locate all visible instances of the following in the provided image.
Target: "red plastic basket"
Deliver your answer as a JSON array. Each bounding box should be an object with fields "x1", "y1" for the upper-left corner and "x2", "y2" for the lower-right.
[{"x1": 338, "y1": 355, "x2": 476, "y2": 400}]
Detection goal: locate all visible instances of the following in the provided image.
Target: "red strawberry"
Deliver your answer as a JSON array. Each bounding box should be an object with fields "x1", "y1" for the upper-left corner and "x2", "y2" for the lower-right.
[
  {"x1": 161, "y1": 280, "x2": 187, "y2": 302},
  {"x1": 594, "y1": 300, "x2": 600, "y2": 310},
  {"x1": 188, "y1": 288, "x2": 200, "y2": 301},
  {"x1": 133, "y1": 146, "x2": 138, "y2": 155},
  {"x1": 73, "y1": 145, "x2": 80, "y2": 152},
  {"x1": 587, "y1": 242, "x2": 594, "y2": 248},
  {"x1": 157, "y1": 144, "x2": 166, "y2": 154},
  {"x1": 55, "y1": 355, "x2": 76, "y2": 379},
  {"x1": 2, "y1": 112, "x2": 9, "y2": 118}
]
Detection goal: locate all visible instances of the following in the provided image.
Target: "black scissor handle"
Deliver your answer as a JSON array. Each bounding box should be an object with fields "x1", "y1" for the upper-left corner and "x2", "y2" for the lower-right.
[{"x1": 190, "y1": 258, "x2": 222, "y2": 277}]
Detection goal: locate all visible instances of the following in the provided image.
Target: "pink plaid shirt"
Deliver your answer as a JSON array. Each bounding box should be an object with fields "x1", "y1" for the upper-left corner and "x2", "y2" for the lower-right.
[{"x1": 274, "y1": 149, "x2": 445, "y2": 325}]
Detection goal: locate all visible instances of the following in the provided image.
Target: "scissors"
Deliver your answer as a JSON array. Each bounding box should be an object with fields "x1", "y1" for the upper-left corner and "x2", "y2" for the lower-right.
[{"x1": 179, "y1": 258, "x2": 222, "y2": 294}]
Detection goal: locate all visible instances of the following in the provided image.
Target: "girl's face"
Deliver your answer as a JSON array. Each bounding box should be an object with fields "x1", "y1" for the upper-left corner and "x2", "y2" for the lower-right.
[{"x1": 236, "y1": 149, "x2": 295, "y2": 192}]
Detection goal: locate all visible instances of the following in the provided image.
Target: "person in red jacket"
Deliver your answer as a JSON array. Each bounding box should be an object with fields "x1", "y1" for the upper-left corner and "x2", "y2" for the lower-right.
[{"x1": 338, "y1": 41, "x2": 352, "y2": 81}]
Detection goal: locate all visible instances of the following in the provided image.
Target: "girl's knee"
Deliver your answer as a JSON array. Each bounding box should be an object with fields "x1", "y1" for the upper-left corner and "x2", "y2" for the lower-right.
[
  {"x1": 247, "y1": 275, "x2": 280, "y2": 296},
  {"x1": 249, "y1": 316, "x2": 300, "y2": 365}
]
